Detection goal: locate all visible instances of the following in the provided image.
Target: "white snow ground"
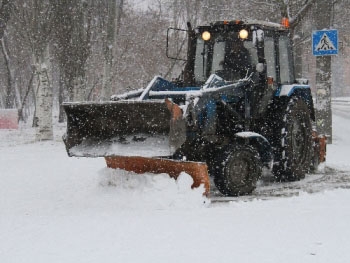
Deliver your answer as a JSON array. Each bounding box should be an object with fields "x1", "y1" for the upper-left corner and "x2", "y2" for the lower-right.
[{"x1": 1, "y1": 102, "x2": 350, "y2": 263}]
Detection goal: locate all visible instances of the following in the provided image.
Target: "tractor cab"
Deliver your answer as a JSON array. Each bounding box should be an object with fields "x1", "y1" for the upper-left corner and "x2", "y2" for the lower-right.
[
  {"x1": 175, "y1": 20, "x2": 296, "y2": 118},
  {"x1": 193, "y1": 23, "x2": 258, "y2": 83},
  {"x1": 169, "y1": 20, "x2": 295, "y2": 92}
]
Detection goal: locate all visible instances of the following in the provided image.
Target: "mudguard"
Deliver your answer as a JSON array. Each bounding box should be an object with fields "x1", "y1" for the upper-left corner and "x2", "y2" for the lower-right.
[
  {"x1": 234, "y1": 132, "x2": 273, "y2": 168},
  {"x1": 275, "y1": 84, "x2": 315, "y2": 121}
]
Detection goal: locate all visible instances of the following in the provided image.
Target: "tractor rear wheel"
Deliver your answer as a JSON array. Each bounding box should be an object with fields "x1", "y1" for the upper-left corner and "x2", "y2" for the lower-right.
[
  {"x1": 273, "y1": 97, "x2": 313, "y2": 181},
  {"x1": 212, "y1": 145, "x2": 262, "y2": 196}
]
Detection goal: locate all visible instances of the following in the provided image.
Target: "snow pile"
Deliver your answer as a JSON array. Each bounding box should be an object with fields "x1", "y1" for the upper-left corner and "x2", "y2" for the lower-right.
[
  {"x1": 99, "y1": 168, "x2": 210, "y2": 209},
  {"x1": 327, "y1": 114, "x2": 350, "y2": 171}
]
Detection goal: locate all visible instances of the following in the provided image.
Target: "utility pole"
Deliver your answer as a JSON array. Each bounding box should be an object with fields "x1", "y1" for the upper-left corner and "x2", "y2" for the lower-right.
[{"x1": 314, "y1": 1, "x2": 333, "y2": 143}]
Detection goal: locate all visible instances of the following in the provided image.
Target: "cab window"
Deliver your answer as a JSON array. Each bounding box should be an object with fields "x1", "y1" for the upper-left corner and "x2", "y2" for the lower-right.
[
  {"x1": 264, "y1": 37, "x2": 276, "y2": 80},
  {"x1": 279, "y1": 35, "x2": 293, "y2": 83}
]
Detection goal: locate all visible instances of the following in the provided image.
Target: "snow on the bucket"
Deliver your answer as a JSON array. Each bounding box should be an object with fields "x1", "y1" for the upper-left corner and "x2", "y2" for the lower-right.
[{"x1": 98, "y1": 168, "x2": 210, "y2": 209}]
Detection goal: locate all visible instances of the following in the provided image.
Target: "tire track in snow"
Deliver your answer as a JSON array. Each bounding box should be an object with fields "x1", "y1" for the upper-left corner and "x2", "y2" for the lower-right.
[{"x1": 211, "y1": 167, "x2": 350, "y2": 203}]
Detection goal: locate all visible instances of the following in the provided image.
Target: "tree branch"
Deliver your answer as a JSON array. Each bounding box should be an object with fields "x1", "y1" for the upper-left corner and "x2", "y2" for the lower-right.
[
  {"x1": 289, "y1": 0, "x2": 316, "y2": 29},
  {"x1": 0, "y1": 0, "x2": 13, "y2": 39}
]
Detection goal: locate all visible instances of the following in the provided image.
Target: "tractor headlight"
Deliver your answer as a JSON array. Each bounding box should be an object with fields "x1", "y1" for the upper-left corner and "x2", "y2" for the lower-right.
[
  {"x1": 239, "y1": 29, "x2": 249, "y2": 40},
  {"x1": 202, "y1": 31, "x2": 211, "y2": 41}
]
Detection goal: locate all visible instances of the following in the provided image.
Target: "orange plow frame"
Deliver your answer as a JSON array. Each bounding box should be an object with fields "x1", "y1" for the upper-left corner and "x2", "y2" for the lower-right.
[
  {"x1": 105, "y1": 156, "x2": 210, "y2": 196},
  {"x1": 312, "y1": 131, "x2": 327, "y2": 163},
  {"x1": 104, "y1": 133, "x2": 325, "y2": 198}
]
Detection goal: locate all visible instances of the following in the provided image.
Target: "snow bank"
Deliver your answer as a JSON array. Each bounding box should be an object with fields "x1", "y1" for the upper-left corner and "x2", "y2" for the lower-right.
[
  {"x1": 327, "y1": 113, "x2": 350, "y2": 171},
  {"x1": 98, "y1": 168, "x2": 209, "y2": 209}
]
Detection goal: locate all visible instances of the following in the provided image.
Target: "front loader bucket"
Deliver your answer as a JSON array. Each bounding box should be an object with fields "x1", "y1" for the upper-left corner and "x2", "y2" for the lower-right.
[
  {"x1": 63, "y1": 100, "x2": 186, "y2": 158},
  {"x1": 105, "y1": 156, "x2": 210, "y2": 196}
]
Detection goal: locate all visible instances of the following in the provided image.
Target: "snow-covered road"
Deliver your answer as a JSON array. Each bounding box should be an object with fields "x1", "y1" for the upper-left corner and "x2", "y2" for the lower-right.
[{"x1": 1, "y1": 102, "x2": 350, "y2": 263}]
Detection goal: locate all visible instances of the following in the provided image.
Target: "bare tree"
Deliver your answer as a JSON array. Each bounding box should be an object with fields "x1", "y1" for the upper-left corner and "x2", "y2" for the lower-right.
[
  {"x1": 101, "y1": 0, "x2": 124, "y2": 100},
  {"x1": 1, "y1": 35, "x2": 16, "y2": 108},
  {"x1": 0, "y1": 0, "x2": 12, "y2": 39},
  {"x1": 95, "y1": 4, "x2": 174, "y2": 95},
  {"x1": 52, "y1": 0, "x2": 94, "y2": 122},
  {"x1": 13, "y1": 0, "x2": 54, "y2": 139},
  {"x1": 31, "y1": 0, "x2": 54, "y2": 140},
  {"x1": 0, "y1": 0, "x2": 15, "y2": 108}
]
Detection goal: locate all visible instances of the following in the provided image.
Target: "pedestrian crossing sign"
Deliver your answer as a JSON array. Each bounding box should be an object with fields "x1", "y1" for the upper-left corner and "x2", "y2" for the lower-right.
[{"x1": 312, "y1": 29, "x2": 338, "y2": 56}]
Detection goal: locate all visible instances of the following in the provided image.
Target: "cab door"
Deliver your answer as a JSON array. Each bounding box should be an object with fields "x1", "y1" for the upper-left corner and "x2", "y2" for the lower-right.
[{"x1": 251, "y1": 30, "x2": 278, "y2": 116}]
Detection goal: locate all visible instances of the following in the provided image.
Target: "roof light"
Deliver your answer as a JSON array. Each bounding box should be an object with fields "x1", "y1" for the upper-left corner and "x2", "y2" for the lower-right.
[
  {"x1": 239, "y1": 29, "x2": 249, "y2": 40},
  {"x1": 202, "y1": 31, "x2": 211, "y2": 41},
  {"x1": 281, "y1": 17, "x2": 290, "y2": 28}
]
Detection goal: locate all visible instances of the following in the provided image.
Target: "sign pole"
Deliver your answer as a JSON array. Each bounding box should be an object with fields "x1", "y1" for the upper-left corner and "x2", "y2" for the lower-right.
[
  {"x1": 315, "y1": 56, "x2": 332, "y2": 143},
  {"x1": 314, "y1": 2, "x2": 334, "y2": 144}
]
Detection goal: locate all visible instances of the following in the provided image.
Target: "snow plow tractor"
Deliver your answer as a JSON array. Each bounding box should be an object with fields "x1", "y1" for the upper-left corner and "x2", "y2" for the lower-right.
[{"x1": 63, "y1": 20, "x2": 326, "y2": 196}]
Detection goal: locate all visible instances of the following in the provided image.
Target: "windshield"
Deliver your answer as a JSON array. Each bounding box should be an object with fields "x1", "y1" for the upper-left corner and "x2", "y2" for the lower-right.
[{"x1": 194, "y1": 32, "x2": 258, "y2": 84}]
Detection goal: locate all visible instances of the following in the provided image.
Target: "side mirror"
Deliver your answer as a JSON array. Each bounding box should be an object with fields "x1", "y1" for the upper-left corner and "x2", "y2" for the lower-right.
[
  {"x1": 166, "y1": 27, "x2": 188, "y2": 61},
  {"x1": 256, "y1": 63, "x2": 264, "y2": 73}
]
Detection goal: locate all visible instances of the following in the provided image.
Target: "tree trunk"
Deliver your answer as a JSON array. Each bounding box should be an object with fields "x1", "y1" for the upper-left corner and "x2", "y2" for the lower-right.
[
  {"x1": 101, "y1": 0, "x2": 121, "y2": 100},
  {"x1": 116, "y1": 0, "x2": 123, "y2": 37},
  {"x1": 0, "y1": 0, "x2": 12, "y2": 40},
  {"x1": 73, "y1": 75, "x2": 86, "y2": 101},
  {"x1": 18, "y1": 68, "x2": 35, "y2": 122},
  {"x1": 35, "y1": 45, "x2": 53, "y2": 141},
  {"x1": 58, "y1": 70, "x2": 65, "y2": 123},
  {"x1": 1, "y1": 37, "x2": 15, "y2": 108}
]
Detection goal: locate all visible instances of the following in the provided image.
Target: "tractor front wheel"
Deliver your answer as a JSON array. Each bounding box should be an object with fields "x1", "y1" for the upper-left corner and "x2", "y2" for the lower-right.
[{"x1": 212, "y1": 145, "x2": 262, "y2": 196}]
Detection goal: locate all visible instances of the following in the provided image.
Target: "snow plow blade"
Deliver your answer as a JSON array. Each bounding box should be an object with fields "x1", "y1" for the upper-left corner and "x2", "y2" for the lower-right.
[
  {"x1": 62, "y1": 99, "x2": 209, "y2": 193},
  {"x1": 105, "y1": 156, "x2": 210, "y2": 196},
  {"x1": 63, "y1": 100, "x2": 186, "y2": 158}
]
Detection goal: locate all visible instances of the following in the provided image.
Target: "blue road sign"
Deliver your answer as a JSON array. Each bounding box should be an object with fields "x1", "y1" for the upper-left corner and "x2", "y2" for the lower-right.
[{"x1": 312, "y1": 29, "x2": 338, "y2": 56}]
